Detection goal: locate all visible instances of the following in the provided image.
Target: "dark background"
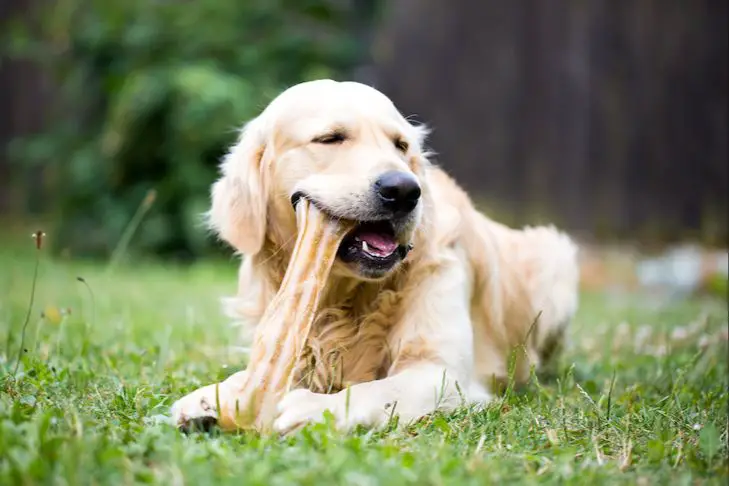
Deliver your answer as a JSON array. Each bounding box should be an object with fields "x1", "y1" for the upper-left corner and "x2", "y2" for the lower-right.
[{"x1": 1, "y1": 0, "x2": 727, "y2": 260}]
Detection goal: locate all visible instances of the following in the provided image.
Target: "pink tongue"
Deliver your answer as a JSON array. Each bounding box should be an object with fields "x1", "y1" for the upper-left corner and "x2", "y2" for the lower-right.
[{"x1": 359, "y1": 232, "x2": 398, "y2": 254}]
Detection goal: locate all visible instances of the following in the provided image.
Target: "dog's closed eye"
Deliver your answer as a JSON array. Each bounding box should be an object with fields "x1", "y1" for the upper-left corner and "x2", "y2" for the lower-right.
[
  {"x1": 394, "y1": 138, "x2": 409, "y2": 153},
  {"x1": 312, "y1": 131, "x2": 347, "y2": 145}
]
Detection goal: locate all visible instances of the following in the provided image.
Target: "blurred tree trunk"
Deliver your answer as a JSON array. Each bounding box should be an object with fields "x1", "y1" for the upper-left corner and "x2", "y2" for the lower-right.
[
  {"x1": 371, "y1": 0, "x2": 728, "y2": 245},
  {"x1": 0, "y1": 0, "x2": 53, "y2": 215}
]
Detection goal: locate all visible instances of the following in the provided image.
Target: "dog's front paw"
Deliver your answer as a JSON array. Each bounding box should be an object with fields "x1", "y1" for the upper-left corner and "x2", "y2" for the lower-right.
[
  {"x1": 273, "y1": 388, "x2": 340, "y2": 435},
  {"x1": 170, "y1": 384, "x2": 221, "y2": 433},
  {"x1": 274, "y1": 388, "x2": 391, "y2": 434}
]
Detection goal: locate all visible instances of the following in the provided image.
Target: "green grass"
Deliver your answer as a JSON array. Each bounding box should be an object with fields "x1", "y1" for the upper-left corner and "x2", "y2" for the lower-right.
[{"x1": 1, "y1": 241, "x2": 727, "y2": 485}]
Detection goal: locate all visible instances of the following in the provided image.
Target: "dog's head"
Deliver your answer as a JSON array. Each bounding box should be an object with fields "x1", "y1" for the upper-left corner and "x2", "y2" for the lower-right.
[{"x1": 207, "y1": 79, "x2": 431, "y2": 281}]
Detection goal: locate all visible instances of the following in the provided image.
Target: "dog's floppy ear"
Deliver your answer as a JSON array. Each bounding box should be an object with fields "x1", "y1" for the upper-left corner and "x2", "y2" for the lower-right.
[{"x1": 207, "y1": 117, "x2": 269, "y2": 255}]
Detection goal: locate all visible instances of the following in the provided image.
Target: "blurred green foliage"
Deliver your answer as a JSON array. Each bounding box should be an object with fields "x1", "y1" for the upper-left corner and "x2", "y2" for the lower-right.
[
  {"x1": 704, "y1": 274, "x2": 728, "y2": 300},
  {"x1": 7, "y1": 0, "x2": 381, "y2": 260}
]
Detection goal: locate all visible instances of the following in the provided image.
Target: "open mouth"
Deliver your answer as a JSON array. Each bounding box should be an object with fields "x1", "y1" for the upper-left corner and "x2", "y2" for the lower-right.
[
  {"x1": 337, "y1": 221, "x2": 408, "y2": 273},
  {"x1": 291, "y1": 192, "x2": 409, "y2": 276}
]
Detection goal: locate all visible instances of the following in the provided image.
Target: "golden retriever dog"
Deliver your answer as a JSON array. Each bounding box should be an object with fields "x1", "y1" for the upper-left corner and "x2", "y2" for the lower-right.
[{"x1": 170, "y1": 79, "x2": 579, "y2": 434}]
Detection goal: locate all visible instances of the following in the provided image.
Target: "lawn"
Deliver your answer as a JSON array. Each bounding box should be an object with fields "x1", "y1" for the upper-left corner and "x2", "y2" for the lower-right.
[{"x1": 0, "y1": 237, "x2": 727, "y2": 485}]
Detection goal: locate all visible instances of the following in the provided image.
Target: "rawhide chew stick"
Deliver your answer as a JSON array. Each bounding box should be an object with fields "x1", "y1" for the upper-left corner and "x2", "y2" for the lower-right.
[{"x1": 216, "y1": 199, "x2": 353, "y2": 431}]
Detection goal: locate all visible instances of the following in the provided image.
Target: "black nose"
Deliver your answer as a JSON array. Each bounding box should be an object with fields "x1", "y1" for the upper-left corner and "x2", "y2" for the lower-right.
[{"x1": 374, "y1": 170, "x2": 421, "y2": 215}]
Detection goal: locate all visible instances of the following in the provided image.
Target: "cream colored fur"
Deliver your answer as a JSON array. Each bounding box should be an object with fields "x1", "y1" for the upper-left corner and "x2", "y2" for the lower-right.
[{"x1": 170, "y1": 79, "x2": 580, "y2": 434}]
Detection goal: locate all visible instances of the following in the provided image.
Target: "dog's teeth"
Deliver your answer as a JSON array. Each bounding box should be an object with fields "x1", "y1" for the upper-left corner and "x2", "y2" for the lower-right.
[{"x1": 362, "y1": 240, "x2": 370, "y2": 253}]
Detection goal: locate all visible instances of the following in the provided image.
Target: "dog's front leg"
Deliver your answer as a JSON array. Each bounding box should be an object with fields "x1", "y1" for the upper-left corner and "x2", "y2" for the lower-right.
[
  {"x1": 274, "y1": 362, "x2": 472, "y2": 434},
  {"x1": 274, "y1": 249, "x2": 488, "y2": 434}
]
